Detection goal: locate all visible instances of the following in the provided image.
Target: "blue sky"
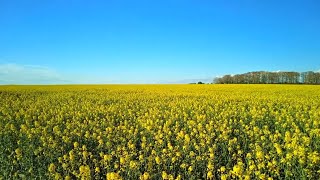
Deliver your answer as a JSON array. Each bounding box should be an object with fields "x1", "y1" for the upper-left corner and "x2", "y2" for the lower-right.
[{"x1": 0, "y1": 0, "x2": 319, "y2": 84}]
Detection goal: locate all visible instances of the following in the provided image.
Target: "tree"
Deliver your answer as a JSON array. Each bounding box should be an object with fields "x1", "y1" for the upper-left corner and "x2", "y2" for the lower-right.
[{"x1": 213, "y1": 70, "x2": 320, "y2": 84}]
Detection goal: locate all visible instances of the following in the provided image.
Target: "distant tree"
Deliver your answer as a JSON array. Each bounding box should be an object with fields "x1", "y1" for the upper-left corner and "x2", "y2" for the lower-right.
[
  {"x1": 213, "y1": 70, "x2": 320, "y2": 84},
  {"x1": 197, "y1": 81, "x2": 205, "y2": 84},
  {"x1": 316, "y1": 73, "x2": 320, "y2": 84},
  {"x1": 222, "y1": 75, "x2": 233, "y2": 84},
  {"x1": 213, "y1": 77, "x2": 222, "y2": 84}
]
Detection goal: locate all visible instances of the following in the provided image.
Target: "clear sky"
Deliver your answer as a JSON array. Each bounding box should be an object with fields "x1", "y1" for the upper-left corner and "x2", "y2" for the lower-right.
[{"x1": 0, "y1": 0, "x2": 319, "y2": 84}]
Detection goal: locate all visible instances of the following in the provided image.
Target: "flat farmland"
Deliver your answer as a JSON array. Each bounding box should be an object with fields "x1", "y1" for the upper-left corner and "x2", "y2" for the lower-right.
[{"x1": 0, "y1": 85, "x2": 319, "y2": 179}]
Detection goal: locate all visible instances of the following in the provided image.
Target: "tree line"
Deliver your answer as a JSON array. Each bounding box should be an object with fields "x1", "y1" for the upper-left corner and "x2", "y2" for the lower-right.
[{"x1": 214, "y1": 71, "x2": 320, "y2": 84}]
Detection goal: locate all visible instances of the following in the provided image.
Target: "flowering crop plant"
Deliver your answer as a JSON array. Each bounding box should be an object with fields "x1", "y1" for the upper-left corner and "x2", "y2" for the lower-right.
[{"x1": 0, "y1": 84, "x2": 319, "y2": 179}]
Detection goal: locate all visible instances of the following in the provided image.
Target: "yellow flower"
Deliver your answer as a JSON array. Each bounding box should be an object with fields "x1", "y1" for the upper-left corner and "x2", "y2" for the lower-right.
[
  {"x1": 232, "y1": 164, "x2": 243, "y2": 176},
  {"x1": 244, "y1": 175, "x2": 250, "y2": 180},
  {"x1": 69, "y1": 151, "x2": 75, "y2": 161},
  {"x1": 207, "y1": 162, "x2": 213, "y2": 170},
  {"x1": 107, "y1": 172, "x2": 122, "y2": 180},
  {"x1": 220, "y1": 166, "x2": 226, "y2": 173},
  {"x1": 54, "y1": 173, "x2": 61, "y2": 180},
  {"x1": 207, "y1": 171, "x2": 213, "y2": 179},
  {"x1": 256, "y1": 151, "x2": 264, "y2": 160},
  {"x1": 180, "y1": 163, "x2": 186, "y2": 169},
  {"x1": 73, "y1": 141, "x2": 79, "y2": 148},
  {"x1": 249, "y1": 164, "x2": 255, "y2": 171},
  {"x1": 82, "y1": 151, "x2": 89, "y2": 159},
  {"x1": 175, "y1": 175, "x2": 182, "y2": 180},
  {"x1": 171, "y1": 157, "x2": 177, "y2": 163},
  {"x1": 259, "y1": 173, "x2": 266, "y2": 180},
  {"x1": 221, "y1": 174, "x2": 227, "y2": 180},
  {"x1": 15, "y1": 148, "x2": 22, "y2": 158},
  {"x1": 104, "y1": 154, "x2": 111, "y2": 162},
  {"x1": 129, "y1": 160, "x2": 137, "y2": 169},
  {"x1": 120, "y1": 157, "x2": 125, "y2": 165},
  {"x1": 274, "y1": 143, "x2": 282, "y2": 155},
  {"x1": 155, "y1": 156, "x2": 161, "y2": 165},
  {"x1": 99, "y1": 139, "x2": 104, "y2": 145},
  {"x1": 95, "y1": 167, "x2": 100, "y2": 173},
  {"x1": 48, "y1": 163, "x2": 56, "y2": 173},
  {"x1": 79, "y1": 165, "x2": 90, "y2": 178},
  {"x1": 308, "y1": 151, "x2": 319, "y2": 164},
  {"x1": 189, "y1": 151, "x2": 195, "y2": 157},
  {"x1": 162, "y1": 171, "x2": 168, "y2": 179},
  {"x1": 140, "y1": 172, "x2": 150, "y2": 180}
]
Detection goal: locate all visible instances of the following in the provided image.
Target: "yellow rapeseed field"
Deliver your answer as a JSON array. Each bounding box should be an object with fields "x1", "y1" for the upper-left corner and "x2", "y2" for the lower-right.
[{"x1": 0, "y1": 84, "x2": 319, "y2": 179}]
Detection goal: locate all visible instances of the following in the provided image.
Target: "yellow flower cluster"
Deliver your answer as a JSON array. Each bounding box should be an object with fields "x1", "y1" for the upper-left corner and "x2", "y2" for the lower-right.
[{"x1": 0, "y1": 84, "x2": 319, "y2": 179}]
